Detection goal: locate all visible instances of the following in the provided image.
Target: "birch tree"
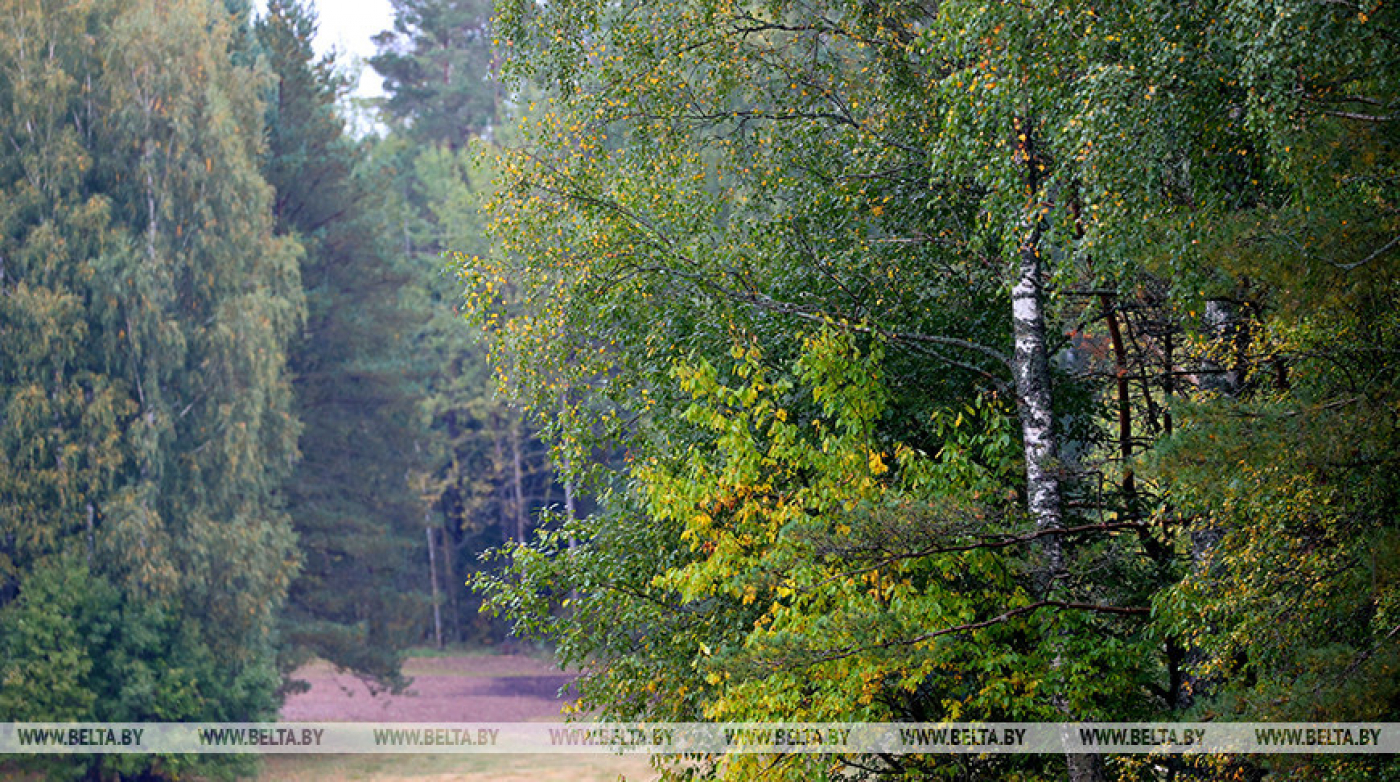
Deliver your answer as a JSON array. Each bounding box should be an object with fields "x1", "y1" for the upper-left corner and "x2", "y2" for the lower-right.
[
  {"x1": 470, "y1": 1, "x2": 1399, "y2": 780},
  {"x1": 1, "y1": 0, "x2": 304, "y2": 776}
]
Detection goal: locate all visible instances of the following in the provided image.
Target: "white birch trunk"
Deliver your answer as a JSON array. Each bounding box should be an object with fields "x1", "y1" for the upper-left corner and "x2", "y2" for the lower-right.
[
  {"x1": 426, "y1": 523, "x2": 443, "y2": 649},
  {"x1": 1011, "y1": 125, "x2": 1103, "y2": 781},
  {"x1": 1011, "y1": 235, "x2": 1065, "y2": 585}
]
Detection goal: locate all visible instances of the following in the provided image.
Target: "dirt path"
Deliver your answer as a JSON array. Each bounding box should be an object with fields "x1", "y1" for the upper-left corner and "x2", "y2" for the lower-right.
[{"x1": 270, "y1": 652, "x2": 658, "y2": 780}]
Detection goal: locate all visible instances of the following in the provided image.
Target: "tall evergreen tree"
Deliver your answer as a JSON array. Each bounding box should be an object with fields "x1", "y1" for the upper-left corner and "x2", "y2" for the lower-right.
[
  {"x1": 256, "y1": 0, "x2": 427, "y2": 683},
  {"x1": 371, "y1": 0, "x2": 497, "y2": 149}
]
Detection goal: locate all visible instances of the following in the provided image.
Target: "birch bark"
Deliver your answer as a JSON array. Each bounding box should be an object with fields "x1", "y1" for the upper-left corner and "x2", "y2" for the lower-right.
[{"x1": 1011, "y1": 124, "x2": 1105, "y2": 782}]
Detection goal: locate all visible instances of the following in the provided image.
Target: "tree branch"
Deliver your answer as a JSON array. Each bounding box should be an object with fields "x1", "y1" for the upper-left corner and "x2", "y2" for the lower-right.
[{"x1": 800, "y1": 601, "x2": 1150, "y2": 665}]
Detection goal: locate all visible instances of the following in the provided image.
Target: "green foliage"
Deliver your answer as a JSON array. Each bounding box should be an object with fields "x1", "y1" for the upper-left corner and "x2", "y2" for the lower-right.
[
  {"x1": 473, "y1": 0, "x2": 1399, "y2": 779},
  {"x1": 371, "y1": 0, "x2": 498, "y2": 148},
  {"x1": 0, "y1": 0, "x2": 302, "y2": 775},
  {"x1": 257, "y1": 0, "x2": 426, "y2": 686},
  {"x1": 0, "y1": 555, "x2": 115, "y2": 723},
  {"x1": 0, "y1": 0, "x2": 1394, "y2": 780}
]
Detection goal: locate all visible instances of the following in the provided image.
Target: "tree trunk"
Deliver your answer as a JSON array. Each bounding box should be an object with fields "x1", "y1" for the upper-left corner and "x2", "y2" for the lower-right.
[
  {"x1": 440, "y1": 522, "x2": 460, "y2": 643},
  {"x1": 510, "y1": 415, "x2": 528, "y2": 544},
  {"x1": 1100, "y1": 294, "x2": 1136, "y2": 501},
  {"x1": 493, "y1": 425, "x2": 511, "y2": 542},
  {"x1": 425, "y1": 524, "x2": 443, "y2": 649},
  {"x1": 1012, "y1": 122, "x2": 1104, "y2": 782},
  {"x1": 560, "y1": 397, "x2": 579, "y2": 554},
  {"x1": 1012, "y1": 234, "x2": 1064, "y2": 590},
  {"x1": 86, "y1": 502, "x2": 96, "y2": 567}
]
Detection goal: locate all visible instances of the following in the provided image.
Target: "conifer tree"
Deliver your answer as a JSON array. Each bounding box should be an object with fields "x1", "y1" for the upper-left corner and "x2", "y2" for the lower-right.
[
  {"x1": 371, "y1": 0, "x2": 497, "y2": 149},
  {"x1": 257, "y1": 0, "x2": 426, "y2": 684}
]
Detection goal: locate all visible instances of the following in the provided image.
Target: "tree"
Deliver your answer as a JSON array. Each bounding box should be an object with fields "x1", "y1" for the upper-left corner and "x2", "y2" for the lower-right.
[
  {"x1": 1, "y1": 0, "x2": 303, "y2": 776},
  {"x1": 371, "y1": 0, "x2": 498, "y2": 149},
  {"x1": 257, "y1": 0, "x2": 426, "y2": 686},
  {"x1": 471, "y1": 0, "x2": 1399, "y2": 780}
]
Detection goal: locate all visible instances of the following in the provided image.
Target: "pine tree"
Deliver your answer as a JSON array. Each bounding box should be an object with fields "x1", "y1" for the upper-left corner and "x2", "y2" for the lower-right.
[
  {"x1": 371, "y1": 0, "x2": 497, "y2": 149},
  {"x1": 257, "y1": 0, "x2": 427, "y2": 683}
]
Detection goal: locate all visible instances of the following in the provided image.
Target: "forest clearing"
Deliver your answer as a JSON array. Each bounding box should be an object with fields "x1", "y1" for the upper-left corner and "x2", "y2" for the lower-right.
[{"x1": 264, "y1": 650, "x2": 655, "y2": 781}]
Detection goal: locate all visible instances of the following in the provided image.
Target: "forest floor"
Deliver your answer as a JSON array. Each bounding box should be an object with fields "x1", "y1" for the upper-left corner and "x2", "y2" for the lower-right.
[{"x1": 260, "y1": 648, "x2": 658, "y2": 781}]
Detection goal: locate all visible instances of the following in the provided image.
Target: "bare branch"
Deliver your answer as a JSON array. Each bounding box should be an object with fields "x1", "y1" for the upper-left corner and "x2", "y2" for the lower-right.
[{"x1": 1331, "y1": 232, "x2": 1400, "y2": 270}]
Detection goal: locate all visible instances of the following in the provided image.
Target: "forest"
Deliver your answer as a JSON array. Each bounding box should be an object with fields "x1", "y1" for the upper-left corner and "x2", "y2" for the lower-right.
[{"x1": 1, "y1": 0, "x2": 1398, "y2": 780}]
